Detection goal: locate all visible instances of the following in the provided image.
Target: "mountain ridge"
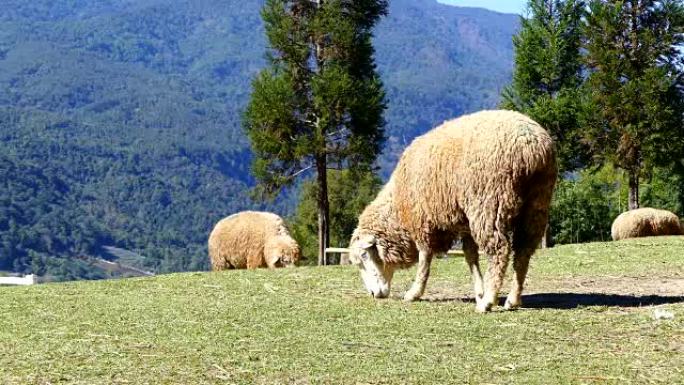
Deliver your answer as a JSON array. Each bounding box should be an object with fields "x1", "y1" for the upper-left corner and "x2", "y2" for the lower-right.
[{"x1": 0, "y1": 0, "x2": 518, "y2": 279}]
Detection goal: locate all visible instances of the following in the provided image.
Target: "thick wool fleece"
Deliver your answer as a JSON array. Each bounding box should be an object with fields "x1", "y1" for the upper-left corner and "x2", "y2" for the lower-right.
[
  {"x1": 351, "y1": 109, "x2": 557, "y2": 310},
  {"x1": 208, "y1": 211, "x2": 301, "y2": 270},
  {"x1": 611, "y1": 208, "x2": 683, "y2": 241}
]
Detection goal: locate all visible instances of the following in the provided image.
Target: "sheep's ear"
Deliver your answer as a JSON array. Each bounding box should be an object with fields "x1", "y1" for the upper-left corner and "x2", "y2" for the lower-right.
[{"x1": 357, "y1": 234, "x2": 376, "y2": 250}]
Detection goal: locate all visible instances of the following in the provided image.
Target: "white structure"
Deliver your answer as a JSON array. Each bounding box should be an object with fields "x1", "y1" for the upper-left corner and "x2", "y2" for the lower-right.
[
  {"x1": 326, "y1": 247, "x2": 463, "y2": 264},
  {"x1": 0, "y1": 274, "x2": 36, "y2": 286}
]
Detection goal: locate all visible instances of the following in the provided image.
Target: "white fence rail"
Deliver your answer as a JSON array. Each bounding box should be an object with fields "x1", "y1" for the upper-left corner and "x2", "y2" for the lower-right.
[
  {"x1": 0, "y1": 274, "x2": 36, "y2": 286},
  {"x1": 325, "y1": 247, "x2": 464, "y2": 265}
]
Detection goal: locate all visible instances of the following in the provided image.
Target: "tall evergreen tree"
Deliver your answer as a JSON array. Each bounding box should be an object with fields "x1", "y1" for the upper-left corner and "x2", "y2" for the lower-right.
[
  {"x1": 502, "y1": 0, "x2": 587, "y2": 173},
  {"x1": 583, "y1": 0, "x2": 684, "y2": 210},
  {"x1": 245, "y1": 0, "x2": 387, "y2": 265}
]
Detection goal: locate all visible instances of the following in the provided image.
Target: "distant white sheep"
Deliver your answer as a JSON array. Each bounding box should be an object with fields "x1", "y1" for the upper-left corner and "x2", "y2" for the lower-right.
[
  {"x1": 611, "y1": 208, "x2": 683, "y2": 241},
  {"x1": 348, "y1": 110, "x2": 557, "y2": 312},
  {"x1": 208, "y1": 211, "x2": 300, "y2": 270}
]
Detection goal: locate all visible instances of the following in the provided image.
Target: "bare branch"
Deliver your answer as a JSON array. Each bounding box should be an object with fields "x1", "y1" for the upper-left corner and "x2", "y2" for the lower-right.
[
  {"x1": 287, "y1": 165, "x2": 313, "y2": 179},
  {"x1": 325, "y1": 128, "x2": 347, "y2": 138}
]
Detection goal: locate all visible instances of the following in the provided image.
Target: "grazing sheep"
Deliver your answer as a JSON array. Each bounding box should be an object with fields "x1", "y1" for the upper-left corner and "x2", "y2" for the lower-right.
[
  {"x1": 348, "y1": 110, "x2": 557, "y2": 312},
  {"x1": 208, "y1": 211, "x2": 301, "y2": 270},
  {"x1": 611, "y1": 208, "x2": 683, "y2": 241}
]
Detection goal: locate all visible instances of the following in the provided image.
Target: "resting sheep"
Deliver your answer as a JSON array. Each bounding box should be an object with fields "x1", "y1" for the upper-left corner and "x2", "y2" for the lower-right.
[
  {"x1": 348, "y1": 110, "x2": 557, "y2": 312},
  {"x1": 208, "y1": 211, "x2": 301, "y2": 270},
  {"x1": 611, "y1": 208, "x2": 683, "y2": 241}
]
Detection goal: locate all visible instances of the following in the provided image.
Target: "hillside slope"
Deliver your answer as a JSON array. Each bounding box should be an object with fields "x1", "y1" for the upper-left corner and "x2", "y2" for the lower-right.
[
  {"x1": 0, "y1": 0, "x2": 517, "y2": 278},
  {"x1": 1, "y1": 238, "x2": 683, "y2": 384}
]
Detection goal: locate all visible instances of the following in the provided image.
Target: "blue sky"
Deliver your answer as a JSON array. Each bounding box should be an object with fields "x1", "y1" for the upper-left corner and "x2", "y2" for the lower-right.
[{"x1": 437, "y1": 0, "x2": 528, "y2": 15}]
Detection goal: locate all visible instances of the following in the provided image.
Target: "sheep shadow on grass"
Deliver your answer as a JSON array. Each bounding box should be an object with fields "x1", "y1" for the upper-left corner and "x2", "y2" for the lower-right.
[
  {"x1": 518, "y1": 292, "x2": 684, "y2": 310},
  {"x1": 422, "y1": 293, "x2": 684, "y2": 309}
]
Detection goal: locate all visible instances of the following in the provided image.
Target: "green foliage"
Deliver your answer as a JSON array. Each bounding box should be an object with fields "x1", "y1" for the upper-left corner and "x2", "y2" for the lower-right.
[
  {"x1": 507, "y1": 0, "x2": 684, "y2": 242},
  {"x1": 640, "y1": 166, "x2": 684, "y2": 216},
  {"x1": 245, "y1": 0, "x2": 389, "y2": 263},
  {"x1": 550, "y1": 165, "x2": 623, "y2": 244},
  {"x1": 0, "y1": 0, "x2": 518, "y2": 279},
  {"x1": 583, "y1": 0, "x2": 684, "y2": 207},
  {"x1": 0, "y1": 107, "x2": 287, "y2": 279},
  {"x1": 502, "y1": 0, "x2": 588, "y2": 173},
  {"x1": 290, "y1": 170, "x2": 381, "y2": 263},
  {"x1": 0, "y1": 154, "x2": 112, "y2": 280},
  {"x1": 245, "y1": 0, "x2": 388, "y2": 185}
]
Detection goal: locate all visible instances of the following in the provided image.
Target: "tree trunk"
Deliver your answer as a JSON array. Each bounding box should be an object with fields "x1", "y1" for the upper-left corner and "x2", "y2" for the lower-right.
[
  {"x1": 316, "y1": 154, "x2": 330, "y2": 265},
  {"x1": 312, "y1": 0, "x2": 329, "y2": 265},
  {"x1": 628, "y1": 170, "x2": 639, "y2": 210}
]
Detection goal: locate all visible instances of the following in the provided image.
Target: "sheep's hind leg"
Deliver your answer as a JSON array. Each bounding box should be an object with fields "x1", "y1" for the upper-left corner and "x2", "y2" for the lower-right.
[
  {"x1": 504, "y1": 247, "x2": 533, "y2": 310},
  {"x1": 462, "y1": 234, "x2": 484, "y2": 307},
  {"x1": 478, "y1": 238, "x2": 512, "y2": 313},
  {"x1": 505, "y1": 206, "x2": 550, "y2": 310},
  {"x1": 403, "y1": 248, "x2": 433, "y2": 302}
]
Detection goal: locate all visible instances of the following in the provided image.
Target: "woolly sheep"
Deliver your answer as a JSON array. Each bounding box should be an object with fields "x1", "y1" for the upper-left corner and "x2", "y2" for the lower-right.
[
  {"x1": 348, "y1": 110, "x2": 557, "y2": 312},
  {"x1": 611, "y1": 208, "x2": 683, "y2": 241},
  {"x1": 208, "y1": 211, "x2": 301, "y2": 270}
]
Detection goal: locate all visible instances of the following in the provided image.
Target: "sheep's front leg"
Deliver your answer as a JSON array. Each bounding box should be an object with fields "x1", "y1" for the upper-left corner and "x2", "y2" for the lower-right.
[
  {"x1": 462, "y1": 235, "x2": 484, "y2": 307},
  {"x1": 403, "y1": 249, "x2": 433, "y2": 302}
]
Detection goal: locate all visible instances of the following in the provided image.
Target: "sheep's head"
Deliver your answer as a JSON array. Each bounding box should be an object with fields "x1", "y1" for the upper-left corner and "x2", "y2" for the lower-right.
[
  {"x1": 348, "y1": 233, "x2": 395, "y2": 298},
  {"x1": 265, "y1": 236, "x2": 301, "y2": 268}
]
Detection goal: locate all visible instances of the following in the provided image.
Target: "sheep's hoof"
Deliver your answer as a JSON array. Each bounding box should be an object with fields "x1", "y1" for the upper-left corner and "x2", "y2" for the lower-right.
[
  {"x1": 503, "y1": 298, "x2": 521, "y2": 311},
  {"x1": 403, "y1": 289, "x2": 422, "y2": 302},
  {"x1": 476, "y1": 301, "x2": 493, "y2": 313}
]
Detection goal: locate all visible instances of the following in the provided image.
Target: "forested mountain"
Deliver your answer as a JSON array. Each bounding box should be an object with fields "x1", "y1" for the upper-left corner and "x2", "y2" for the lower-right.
[{"x1": 0, "y1": 0, "x2": 517, "y2": 280}]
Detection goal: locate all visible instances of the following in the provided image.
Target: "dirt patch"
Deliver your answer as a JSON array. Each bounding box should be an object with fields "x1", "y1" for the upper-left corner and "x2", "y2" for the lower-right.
[
  {"x1": 417, "y1": 276, "x2": 684, "y2": 309},
  {"x1": 532, "y1": 277, "x2": 684, "y2": 296}
]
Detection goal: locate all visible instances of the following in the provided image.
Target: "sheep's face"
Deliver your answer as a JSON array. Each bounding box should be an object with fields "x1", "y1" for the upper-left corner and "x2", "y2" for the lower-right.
[
  {"x1": 348, "y1": 233, "x2": 394, "y2": 298},
  {"x1": 265, "y1": 236, "x2": 301, "y2": 268}
]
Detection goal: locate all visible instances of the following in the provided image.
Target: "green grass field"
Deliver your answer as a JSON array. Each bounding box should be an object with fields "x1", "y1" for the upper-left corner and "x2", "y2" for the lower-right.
[{"x1": 2, "y1": 237, "x2": 683, "y2": 384}]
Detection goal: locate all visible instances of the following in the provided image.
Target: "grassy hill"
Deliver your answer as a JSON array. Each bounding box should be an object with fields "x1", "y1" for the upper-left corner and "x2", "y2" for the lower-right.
[
  {"x1": 1, "y1": 237, "x2": 683, "y2": 384},
  {"x1": 0, "y1": 0, "x2": 518, "y2": 279}
]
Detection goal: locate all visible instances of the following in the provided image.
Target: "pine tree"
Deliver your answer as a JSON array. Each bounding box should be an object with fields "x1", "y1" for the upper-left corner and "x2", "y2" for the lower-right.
[
  {"x1": 244, "y1": 0, "x2": 387, "y2": 265},
  {"x1": 583, "y1": 0, "x2": 684, "y2": 210},
  {"x1": 502, "y1": 0, "x2": 588, "y2": 173}
]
